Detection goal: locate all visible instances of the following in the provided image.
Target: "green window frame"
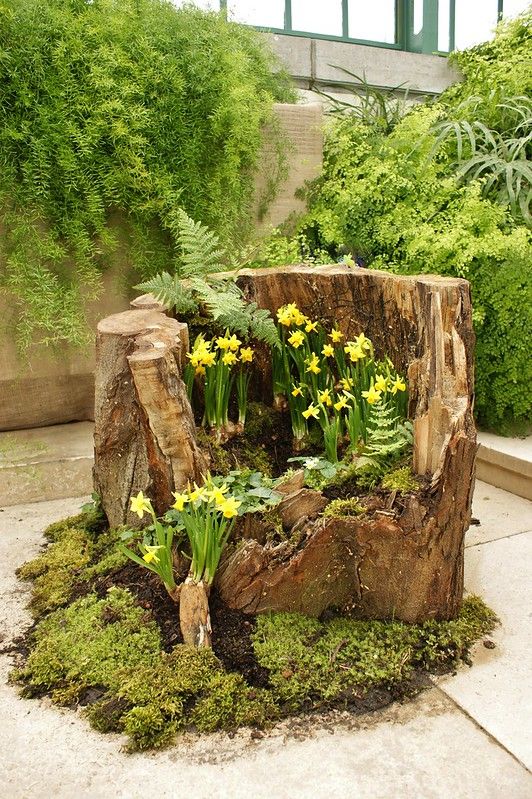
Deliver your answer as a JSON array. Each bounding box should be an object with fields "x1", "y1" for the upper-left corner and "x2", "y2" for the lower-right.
[{"x1": 218, "y1": 0, "x2": 508, "y2": 55}]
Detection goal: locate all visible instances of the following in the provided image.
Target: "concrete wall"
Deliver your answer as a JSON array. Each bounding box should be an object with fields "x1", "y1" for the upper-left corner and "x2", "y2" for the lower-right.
[{"x1": 266, "y1": 33, "x2": 460, "y2": 98}]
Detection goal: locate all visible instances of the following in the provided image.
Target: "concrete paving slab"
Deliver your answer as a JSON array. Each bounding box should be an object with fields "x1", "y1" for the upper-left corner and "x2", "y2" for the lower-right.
[
  {"x1": 438, "y1": 532, "x2": 532, "y2": 771},
  {"x1": 0, "y1": 423, "x2": 93, "y2": 506},
  {"x1": 1, "y1": 497, "x2": 531, "y2": 798},
  {"x1": 468, "y1": 480, "x2": 532, "y2": 546}
]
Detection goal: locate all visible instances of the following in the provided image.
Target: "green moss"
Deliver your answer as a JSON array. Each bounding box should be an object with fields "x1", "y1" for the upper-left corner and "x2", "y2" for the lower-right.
[
  {"x1": 17, "y1": 516, "x2": 126, "y2": 617},
  {"x1": 243, "y1": 402, "x2": 280, "y2": 441},
  {"x1": 323, "y1": 498, "x2": 366, "y2": 518},
  {"x1": 381, "y1": 467, "x2": 420, "y2": 494},
  {"x1": 18, "y1": 589, "x2": 161, "y2": 699},
  {"x1": 17, "y1": 527, "x2": 93, "y2": 616},
  {"x1": 253, "y1": 596, "x2": 497, "y2": 710},
  {"x1": 191, "y1": 672, "x2": 278, "y2": 733}
]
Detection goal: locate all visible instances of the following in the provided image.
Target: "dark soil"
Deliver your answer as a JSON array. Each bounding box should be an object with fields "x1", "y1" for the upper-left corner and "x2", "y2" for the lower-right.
[{"x1": 90, "y1": 563, "x2": 269, "y2": 688}]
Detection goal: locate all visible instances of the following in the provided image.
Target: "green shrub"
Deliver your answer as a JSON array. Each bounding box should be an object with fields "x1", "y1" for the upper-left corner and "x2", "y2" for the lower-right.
[{"x1": 0, "y1": 0, "x2": 294, "y2": 349}]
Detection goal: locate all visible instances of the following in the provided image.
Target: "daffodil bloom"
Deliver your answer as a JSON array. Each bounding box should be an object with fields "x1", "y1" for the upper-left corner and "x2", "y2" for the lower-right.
[
  {"x1": 187, "y1": 351, "x2": 201, "y2": 368},
  {"x1": 218, "y1": 496, "x2": 242, "y2": 519},
  {"x1": 291, "y1": 385, "x2": 303, "y2": 397},
  {"x1": 354, "y1": 332, "x2": 372, "y2": 352},
  {"x1": 215, "y1": 335, "x2": 231, "y2": 350},
  {"x1": 362, "y1": 386, "x2": 382, "y2": 405},
  {"x1": 318, "y1": 388, "x2": 333, "y2": 406},
  {"x1": 201, "y1": 351, "x2": 216, "y2": 368},
  {"x1": 130, "y1": 491, "x2": 151, "y2": 519},
  {"x1": 293, "y1": 310, "x2": 306, "y2": 326},
  {"x1": 208, "y1": 484, "x2": 230, "y2": 505},
  {"x1": 322, "y1": 344, "x2": 334, "y2": 358},
  {"x1": 276, "y1": 307, "x2": 293, "y2": 327},
  {"x1": 143, "y1": 545, "x2": 161, "y2": 564},
  {"x1": 334, "y1": 395, "x2": 349, "y2": 411},
  {"x1": 172, "y1": 491, "x2": 189, "y2": 511},
  {"x1": 240, "y1": 346, "x2": 254, "y2": 363},
  {"x1": 391, "y1": 376, "x2": 406, "y2": 394},
  {"x1": 344, "y1": 343, "x2": 365, "y2": 362},
  {"x1": 288, "y1": 330, "x2": 305, "y2": 348},
  {"x1": 189, "y1": 484, "x2": 207, "y2": 502},
  {"x1": 329, "y1": 328, "x2": 343, "y2": 343},
  {"x1": 374, "y1": 373, "x2": 388, "y2": 392},
  {"x1": 305, "y1": 354, "x2": 321, "y2": 374},
  {"x1": 340, "y1": 376, "x2": 354, "y2": 391},
  {"x1": 302, "y1": 403, "x2": 320, "y2": 420},
  {"x1": 305, "y1": 320, "x2": 318, "y2": 333},
  {"x1": 195, "y1": 365, "x2": 206, "y2": 377},
  {"x1": 222, "y1": 351, "x2": 238, "y2": 366},
  {"x1": 227, "y1": 334, "x2": 242, "y2": 352}
]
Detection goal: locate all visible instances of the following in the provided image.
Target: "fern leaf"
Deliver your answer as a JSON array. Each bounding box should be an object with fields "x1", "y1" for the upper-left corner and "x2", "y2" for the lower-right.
[
  {"x1": 175, "y1": 208, "x2": 225, "y2": 278},
  {"x1": 134, "y1": 272, "x2": 197, "y2": 315}
]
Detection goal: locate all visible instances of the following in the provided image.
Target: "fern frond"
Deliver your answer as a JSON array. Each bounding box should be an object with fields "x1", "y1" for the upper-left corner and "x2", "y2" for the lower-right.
[
  {"x1": 175, "y1": 208, "x2": 225, "y2": 278},
  {"x1": 357, "y1": 403, "x2": 413, "y2": 479},
  {"x1": 190, "y1": 277, "x2": 280, "y2": 347},
  {"x1": 134, "y1": 272, "x2": 197, "y2": 315}
]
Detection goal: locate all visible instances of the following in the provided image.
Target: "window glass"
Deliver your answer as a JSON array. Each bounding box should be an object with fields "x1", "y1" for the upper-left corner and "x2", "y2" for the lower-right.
[
  {"x1": 413, "y1": 0, "x2": 424, "y2": 35},
  {"x1": 348, "y1": 0, "x2": 396, "y2": 43},
  {"x1": 291, "y1": 0, "x2": 343, "y2": 36},
  {"x1": 502, "y1": 0, "x2": 531, "y2": 17},
  {"x1": 455, "y1": 0, "x2": 499, "y2": 50},
  {"x1": 438, "y1": 0, "x2": 451, "y2": 52},
  {"x1": 228, "y1": 0, "x2": 285, "y2": 28}
]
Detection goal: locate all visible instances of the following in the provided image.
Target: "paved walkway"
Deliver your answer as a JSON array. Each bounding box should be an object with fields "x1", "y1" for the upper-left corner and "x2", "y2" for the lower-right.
[{"x1": 0, "y1": 481, "x2": 531, "y2": 799}]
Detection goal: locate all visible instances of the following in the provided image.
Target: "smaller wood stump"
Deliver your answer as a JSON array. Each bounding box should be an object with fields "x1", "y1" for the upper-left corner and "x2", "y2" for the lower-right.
[{"x1": 94, "y1": 309, "x2": 206, "y2": 528}]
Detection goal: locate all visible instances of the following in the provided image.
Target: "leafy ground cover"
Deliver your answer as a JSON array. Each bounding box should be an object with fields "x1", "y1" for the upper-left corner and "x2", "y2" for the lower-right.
[{"x1": 11, "y1": 502, "x2": 497, "y2": 752}]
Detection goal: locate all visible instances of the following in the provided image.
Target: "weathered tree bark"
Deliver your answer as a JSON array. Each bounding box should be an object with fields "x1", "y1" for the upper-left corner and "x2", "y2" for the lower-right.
[
  {"x1": 179, "y1": 579, "x2": 212, "y2": 648},
  {"x1": 215, "y1": 265, "x2": 476, "y2": 622},
  {"x1": 93, "y1": 308, "x2": 207, "y2": 529}
]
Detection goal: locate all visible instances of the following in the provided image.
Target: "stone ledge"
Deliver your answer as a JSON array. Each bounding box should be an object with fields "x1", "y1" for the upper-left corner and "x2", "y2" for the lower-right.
[{"x1": 476, "y1": 432, "x2": 532, "y2": 502}]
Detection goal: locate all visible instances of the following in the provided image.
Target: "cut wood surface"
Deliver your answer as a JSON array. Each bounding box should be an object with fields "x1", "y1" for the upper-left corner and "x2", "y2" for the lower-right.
[
  {"x1": 94, "y1": 264, "x2": 476, "y2": 622},
  {"x1": 94, "y1": 309, "x2": 206, "y2": 529},
  {"x1": 217, "y1": 265, "x2": 476, "y2": 622}
]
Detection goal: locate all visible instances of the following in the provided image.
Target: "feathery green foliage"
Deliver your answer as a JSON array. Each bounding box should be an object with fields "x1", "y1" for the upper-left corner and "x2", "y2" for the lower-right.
[
  {"x1": 260, "y1": 11, "x2": 532, "y2": 432},
  {"x1": 0, "y1": 0, "x2": 293, "y2": 350},
  {"x1": 136, "y1": 209, "x2": 280, "y2": 346}
]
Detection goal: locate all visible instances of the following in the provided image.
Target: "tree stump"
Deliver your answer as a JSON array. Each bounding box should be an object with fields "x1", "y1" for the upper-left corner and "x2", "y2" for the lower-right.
[
  {"x1": 93, "y1": 308, "x2": 206, "y2": 528},
  {"x1": 93, "y1": 264, "x2": 476, "y2": 622},
  {"x1": 215, "y1": 265, "x2": 476, "y2": 622}
]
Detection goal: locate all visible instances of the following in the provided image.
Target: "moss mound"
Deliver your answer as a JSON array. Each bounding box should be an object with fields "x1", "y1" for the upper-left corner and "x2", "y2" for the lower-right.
[{"x1": 12, "y1": 513, "x2": 497, "y2": 751}]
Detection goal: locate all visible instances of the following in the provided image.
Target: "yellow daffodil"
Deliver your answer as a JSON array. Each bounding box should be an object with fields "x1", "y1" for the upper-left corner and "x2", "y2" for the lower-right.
[
  {"x1": 305, "y1": 320, "x2": 318, "y2": 333},
  {"x1": 222, "y1": 351, "x2": 238, "y2": 366},
  {"x1": 391, "y1": 376, "x2": 406, "y2": 394},
  {"x1": 322, "y1": 344, "x2": 334, "y2": 358},
  {"x1": 215, "y1": 335, "x2": 231, "y2": 350},
  {"x1": 334, "y1": 395, "x2": 349, "y2": 411},
  {"x1": 172, "y1": 491, "x2": 189, "y2": 512},
  {"x1": 344, "y1": 343, "x2": 365, "y2": 362},
  {"x1": 375, "y1": 373, "x2": 388, "y2": 392},
  {"x1": 293, "y1": 310, "x2": 306, "y2": 326},
  {"x1": 302, "y1": 403, "x2": 320, "y2": 420},
  {"x1": 201, "y1": 351, "x2": 216, "y2": 368},
  {"x1": 329, "y1": 328, "x2": 343, "y2": 343},
  {"x1": 288, "y1": 330, "x2": 305, "y2": 348},
  {"x1": 354, "y1": 332, "x2": 372, "y2": 352},
  {"x1": 240, "y1": 346, "x2": 254, "y2": 363},
  {"x1": 195, "y1": 365, "x2": 206, "y2": 377},
  {"x1": 340, "y1": 376, "x2": 354, "y2": 391},
  {"x1": 362, "y1": 386, "x2": 382, "y2": 405},
  {"x1": 276, "y1": 307, "x2": 293, "y2": 327},
  {"x1": 130, "y1": 491, "x2": 151, "y2": 519},
  {"x1": 227, "y1": 334, "x2": 241, "y2": 352},
  {"x1": 218, "y1": 496, "x2": 242, "y2": 519},
  {"x1": 189, "y1": 484, "x2": 207, "y2": 502},
  {"x1": 318, "y1": 388, "x2": 333, "y2": 407},
  {"x1": 305, "y1": 353, "x2": 321, "y2": 374},
  {"x1": 291, "y1": 385, "x2": 303, "y2": 397},
  {"x1": 142, "y1": 545, "x2": 161, "y2": 565},
  {"x1": 207, "y1": 483, "x2": 229, "y2": 505},
  {"x1": 187, "y1": 351, "x2": 201, "y2": 368}
]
